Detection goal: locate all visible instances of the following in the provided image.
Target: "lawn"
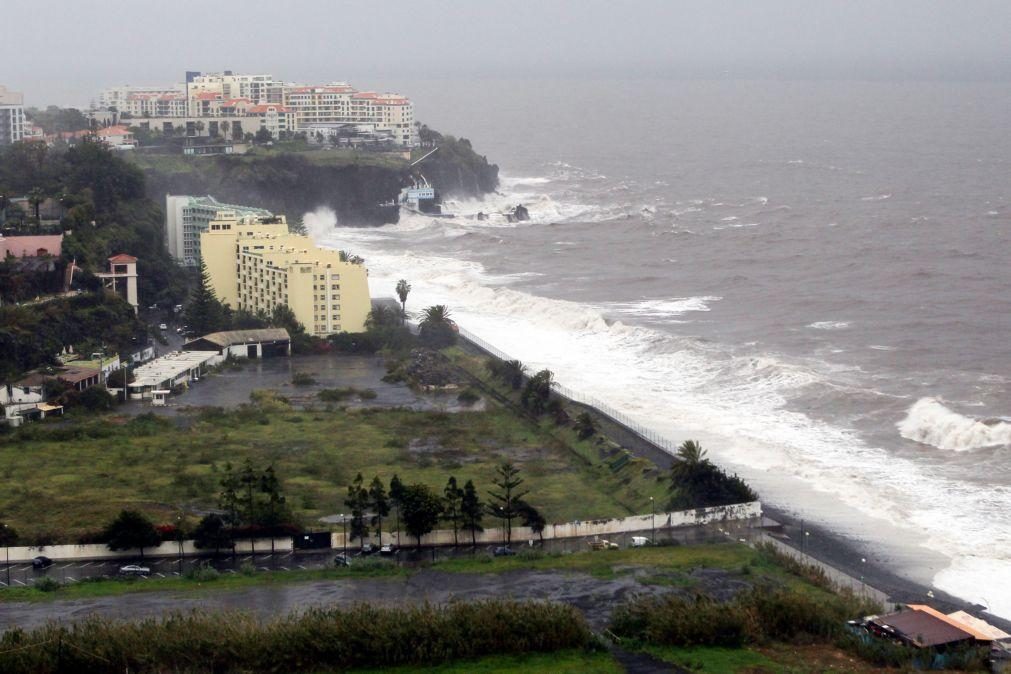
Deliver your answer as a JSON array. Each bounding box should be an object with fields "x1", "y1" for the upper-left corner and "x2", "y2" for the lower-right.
[
  {"x1": 0, "y1": 398, "x2": 666, "y2": 540},
  {"x1": 353, "y1": 650, "x2": 620, "y2": 673}
]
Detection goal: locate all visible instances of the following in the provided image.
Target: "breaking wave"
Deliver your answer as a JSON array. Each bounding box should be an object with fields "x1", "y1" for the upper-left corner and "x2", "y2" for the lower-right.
[{"x1": 898, "y1": 398, "x2": 1011, "y2": 451}]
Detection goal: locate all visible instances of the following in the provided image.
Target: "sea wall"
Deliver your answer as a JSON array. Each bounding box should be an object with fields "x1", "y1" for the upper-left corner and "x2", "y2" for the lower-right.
[{"x1": 331, "y1": 501, "x2": 762, "y2": 549}]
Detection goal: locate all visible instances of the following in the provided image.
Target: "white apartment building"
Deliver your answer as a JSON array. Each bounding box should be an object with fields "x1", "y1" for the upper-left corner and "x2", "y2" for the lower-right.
[
  {"x1": 124, "y1": 92, "x2": 188, "y2": 118},
  {"x1": 165, "y1": 195, "x2": 273, "y2": 267},
  {"x1": 98, "y1": 84, "x2": 185, "y2": 112},
  {"x1": 283, "y1": 84, "x2": 416, "y2": 147},
  {"x1": 187, "y1": 72, "x2": 282, "y2": 115},
  {"x1": 0, "y1": 86, "x2": 26, "y2": 146}
]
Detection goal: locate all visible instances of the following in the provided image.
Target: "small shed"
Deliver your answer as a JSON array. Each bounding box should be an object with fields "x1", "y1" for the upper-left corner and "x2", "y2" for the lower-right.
[
  {"x1": 151, "y1": 390, "x2": 171, "y2": 407},
  {"x1": 183, "y1": 328, "x2": 291, "y2": 358}
]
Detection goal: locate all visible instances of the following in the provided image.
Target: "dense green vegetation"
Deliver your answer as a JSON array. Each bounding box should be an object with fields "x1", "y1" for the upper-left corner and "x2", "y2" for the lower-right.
[
  {"x1": 0, "y1": 291, "x2": 147, "y2": 380},
  {"x1": 0, "y1": 600, "x2": 593, "y2": 673},
  {"x1": 0, "y1": 140, "x2": 188, "y2": 305}
]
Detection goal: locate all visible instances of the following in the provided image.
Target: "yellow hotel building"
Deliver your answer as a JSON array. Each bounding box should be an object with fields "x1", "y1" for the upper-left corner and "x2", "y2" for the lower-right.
[{"x1": 200, "y1": 214, "x2": 371, "y2": 336}]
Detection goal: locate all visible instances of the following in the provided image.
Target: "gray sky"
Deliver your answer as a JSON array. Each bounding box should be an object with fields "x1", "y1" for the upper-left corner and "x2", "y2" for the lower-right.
[{"x1": 4, "y1": 0, "x2": 1010, "y2": 106}]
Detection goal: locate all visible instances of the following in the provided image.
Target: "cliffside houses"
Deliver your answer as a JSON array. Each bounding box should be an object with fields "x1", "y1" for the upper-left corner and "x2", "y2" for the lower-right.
[{"x1": 92, "y1": 70, "x2": 417, "y2": 146}]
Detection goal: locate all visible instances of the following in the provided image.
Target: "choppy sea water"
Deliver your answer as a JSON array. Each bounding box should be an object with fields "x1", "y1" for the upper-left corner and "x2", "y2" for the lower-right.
[{"x1": 309, "y1": 79, "x2": 1011, "y2": 618}]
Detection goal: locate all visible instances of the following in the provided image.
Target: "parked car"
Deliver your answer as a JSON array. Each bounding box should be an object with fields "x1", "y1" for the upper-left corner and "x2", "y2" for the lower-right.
[
  {"x1": 630, "y1": 536, "x2": 651, "y2": 547},
  {"x1": 588, "y1": 539, "x2": 619, "y2": 551},
  {"x1": 379, "y1": 544, "x2": 396, "y2": 556},
  {"x1": 158, "y1": 323, "x2": 168, "y2": 331},
  {"x1": 119, "y1": 564, "x2": 150, "y2": 576},
  {"x1": 334, "y1": 553, "x2": 351, "y2": 567},
  {"x1": 493, "y1": 546, "x2": 516, "y2": 557},
  {"x1": 31, "y1": 556, "x2": 53, "y2": 570},
  {"x1": 360, "y1": 544, "x2": 378, "y2": 555}
]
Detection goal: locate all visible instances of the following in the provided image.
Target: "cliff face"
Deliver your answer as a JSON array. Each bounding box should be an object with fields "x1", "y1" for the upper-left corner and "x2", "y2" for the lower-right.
[
  {"x1": 137, "y1": 136, "x2": 499, "y2": 226},
  {"x1": 141, "y1": 154, "x2": 407, "y2": 226}
]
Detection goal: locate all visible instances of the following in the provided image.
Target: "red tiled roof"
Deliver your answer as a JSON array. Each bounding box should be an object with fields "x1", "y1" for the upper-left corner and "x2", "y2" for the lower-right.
[
  {"x1": 194, "y1": 92, "x2": 222, "y2": 101},
  {"x1": 108, "y1": 253, "x2": 137, "y2": 263},
  {"x1": 249, "y1": 104, "x2": 291, "y2": 113}
]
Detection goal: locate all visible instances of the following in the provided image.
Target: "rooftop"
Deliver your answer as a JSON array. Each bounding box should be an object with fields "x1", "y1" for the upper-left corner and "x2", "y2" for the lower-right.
[
  {"x1": 128, "y1": 351, "x2": 218, "y2": 388},
  {"x1": 184, "y1": 328, "x2": 290, "y2": 349}
]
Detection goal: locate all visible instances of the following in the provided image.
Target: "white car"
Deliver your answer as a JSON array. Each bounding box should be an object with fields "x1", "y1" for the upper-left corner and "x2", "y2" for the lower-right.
[
  {"x1": 631, "y1": 536, "x2": 651, "y2": 547},
  {"x1": 158, "y1": 323, "x2": 168, "y2": 331},
  {"x1": 119, "y1": 564, "x2": 150, "y2": 576}
]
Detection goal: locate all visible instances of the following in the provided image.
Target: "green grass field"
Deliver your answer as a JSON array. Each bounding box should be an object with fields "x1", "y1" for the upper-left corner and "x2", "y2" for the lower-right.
[{"x1": 0, "y1": 397, "x2": 667, "y2": 539}]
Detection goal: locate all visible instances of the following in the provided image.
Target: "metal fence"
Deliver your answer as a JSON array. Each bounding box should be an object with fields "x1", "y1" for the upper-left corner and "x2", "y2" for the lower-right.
[{"x1": 456, "y1": 326, "x2": 679, "y2": 455}]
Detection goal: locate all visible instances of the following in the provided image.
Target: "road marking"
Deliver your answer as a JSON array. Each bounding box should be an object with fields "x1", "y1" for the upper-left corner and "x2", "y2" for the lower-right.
[
  {"x1": 66, "y1": 577, "x2": 76, "y2": 583},
  {"x1": 80, "y1": 562, "x2": 93, "y2": 568},
  {"x1": 241, "y1": 556, "x2": 252, "y2": 561},
  {"x1": 172, "y1": 571, "x2": 180, "y2": 576},
  {"x1": 155, "y1": 572, "x2": 166, "y2": 578},
  {"x1": 225, "y1": 569, "x2": 236, "y2": 574},
  {"x1": 279, "y1": 566, "x2": 290, "y2": 571},
  {"x1": 13, "y1": 580, "x2": 25, "y2": 586},
  {"x1": 0, "y1": 581, "x2": 7, "y2": 587},
  {"x1": 59, "y1": 564, "x2": 73, "y2": 570},
  {"x1": 297, "y1": 565, "x2": 307, "y2": 570}
]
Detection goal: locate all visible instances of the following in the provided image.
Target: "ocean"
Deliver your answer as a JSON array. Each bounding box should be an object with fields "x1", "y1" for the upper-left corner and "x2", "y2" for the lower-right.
[{"x1": 307, "y1": 78, "x2": 1011, "y2": 618}]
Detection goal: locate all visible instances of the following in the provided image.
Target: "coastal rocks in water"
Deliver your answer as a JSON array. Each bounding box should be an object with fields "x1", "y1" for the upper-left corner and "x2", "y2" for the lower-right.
[{"x1": 506, "y1": 205, "x2": 530, "y2": 223}]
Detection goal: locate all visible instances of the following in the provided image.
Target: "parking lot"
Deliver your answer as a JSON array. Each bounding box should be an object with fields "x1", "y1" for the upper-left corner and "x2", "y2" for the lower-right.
[{"x1": 1, "y1": 523, "x2": 742, "y2": 587}]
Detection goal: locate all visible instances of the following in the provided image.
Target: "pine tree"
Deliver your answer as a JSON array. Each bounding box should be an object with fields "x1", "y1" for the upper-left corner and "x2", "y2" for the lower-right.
[
  {"x1": 460, "y1": 480, "x2": 484, "y2": 547},
  {"x1": 184, "y1": 260, "x2": 228, "y2": 336},
  {"x1": 344, "y1": 473, "x2": 370, "y2": 543},
  {"x1": 368, "y1": 476, "x2": 390, "y2": 545},
  {"x1": 443, "y1": 476, "x2": 464, "y2": 546},
  {"x1": 488, "y1": 463, "x2": 529, "y2": 546}
]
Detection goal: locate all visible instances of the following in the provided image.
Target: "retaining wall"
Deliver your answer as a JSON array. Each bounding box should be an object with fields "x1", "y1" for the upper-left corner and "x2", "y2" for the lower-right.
[
  {"x1": 1, "y1": 537, "x2": 292, "y2": 564},
  {"x1": 331, "y1": 501, "x2": 761, "y2": 548}
]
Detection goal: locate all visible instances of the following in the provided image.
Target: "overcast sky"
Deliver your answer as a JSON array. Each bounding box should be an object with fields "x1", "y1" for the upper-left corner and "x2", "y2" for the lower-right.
[{"x1": 4, "y1": 0, "x2": 1010, "y2": 106}]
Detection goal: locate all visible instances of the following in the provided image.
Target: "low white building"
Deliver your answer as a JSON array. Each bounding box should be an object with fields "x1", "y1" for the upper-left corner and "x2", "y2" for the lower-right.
[
  {"x1": 126, "y1": 350, "x2": 222, "y2": 400},
  {"x1": 183, "y1": 328, "x2": 291, "y2": 358}
]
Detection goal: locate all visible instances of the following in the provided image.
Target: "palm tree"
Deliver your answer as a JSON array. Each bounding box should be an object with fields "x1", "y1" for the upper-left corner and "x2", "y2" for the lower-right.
[
  {"x1": 502, "y1": 360, "x2": 526, "y2": 390},
  {"x1": 419, "y1": 305, "x2": 457, "y2": 347},
  {"x1": 395, "y1": 279, "x2": 411, "y2": 323},
  {"x1": 676, "y1": 440, "x2": 706, "y2": 465},
  {"x1": 27, "y1": 188, "x2": 45, "y2": 223}
]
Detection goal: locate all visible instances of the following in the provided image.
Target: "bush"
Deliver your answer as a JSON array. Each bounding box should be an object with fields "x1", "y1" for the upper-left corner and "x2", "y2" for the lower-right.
[
  {"x1": 34, "y1": 577, "x2": 61, "y2": 592},
  {"x1": 457, "y1": 388, "x2": 480, "y2": 405},
  {"x1": 610, "y1": 587, "x2": 876, "y2": 649},
  {"x1": 291, "y1": 372, "x2": 316, "y2": 386},
  {"x1": 0, "y1": 600, "x2": 592, "y2": 673}
]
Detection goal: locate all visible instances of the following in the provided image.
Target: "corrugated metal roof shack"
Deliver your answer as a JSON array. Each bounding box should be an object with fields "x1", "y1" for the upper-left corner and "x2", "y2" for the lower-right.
[
  {"x1": 853, "y1": 604, "x2": 1010, "y2": 670},
  {"x1": 183, "y1": 329, "x2": 290, "y2": 358}
]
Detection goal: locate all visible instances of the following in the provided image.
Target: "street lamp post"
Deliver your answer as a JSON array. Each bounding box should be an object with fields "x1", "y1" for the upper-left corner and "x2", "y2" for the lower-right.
[
  {"x1": 176, "y1": 516, "x2": 184, "y2": 576},
  {"x1": 650, "y1": 497, "x2": 655, "y2": 544},
  {"x1": 3, "y1": 524, "x2": 9, "y2": 588},
  {"x1": 341, "y1": 514, "x2": 347, "y2": 559},
  {"x1": 860, "y1": 557, "x2": 866, "y2": 596}
]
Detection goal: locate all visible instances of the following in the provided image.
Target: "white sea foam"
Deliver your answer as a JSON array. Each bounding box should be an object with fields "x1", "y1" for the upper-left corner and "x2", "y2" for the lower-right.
[
  {"x1": 807, "y1": 321, "x2": 850, "y2": 330},
  {"x1": 934, "y1": 557, "x2": 1011, "y2": 620},
  {"x1": 898, "y1": 398, "x2": 1011, "y2": 451},
  {"x1": 609, "y1": 297, "x2": 721, "y2": 318},
  {"x1": 861, "y1": 193, "x2": 892, "y2": 201}
]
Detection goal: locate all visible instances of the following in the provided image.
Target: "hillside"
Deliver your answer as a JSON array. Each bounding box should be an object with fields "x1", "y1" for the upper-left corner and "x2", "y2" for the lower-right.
[{"x1": 131, "y1": 129, "x2": 499, "y2": 225}]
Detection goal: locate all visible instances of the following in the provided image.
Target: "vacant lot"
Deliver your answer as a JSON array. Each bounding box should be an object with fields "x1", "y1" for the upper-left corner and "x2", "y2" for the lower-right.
[{"x1": 0, "y1": 397, "x2": 666, "y2": 539}]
